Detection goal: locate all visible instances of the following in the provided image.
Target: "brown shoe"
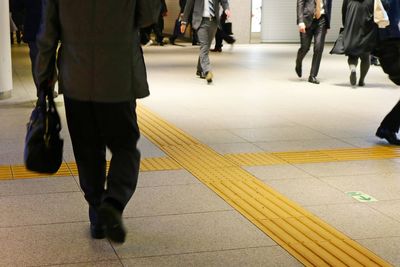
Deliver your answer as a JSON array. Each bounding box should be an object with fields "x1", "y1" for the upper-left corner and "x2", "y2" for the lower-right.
[{"x1": 205, "y1": 71, "x2": 213, "y2": 84}]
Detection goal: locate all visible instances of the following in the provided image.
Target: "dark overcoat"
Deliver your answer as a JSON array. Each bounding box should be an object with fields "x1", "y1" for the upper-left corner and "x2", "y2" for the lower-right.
[
  {"x1": 342, "y1": 0, "x2": 378, "y2": 56},
  {"x1": 35, "y1": 0, "x2": 160, "y2": 103}
]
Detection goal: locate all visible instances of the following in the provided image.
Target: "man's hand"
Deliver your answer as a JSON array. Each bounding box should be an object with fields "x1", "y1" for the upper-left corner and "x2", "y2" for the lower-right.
[
  {"x1": 225, "y1": 9, "x2": 232, "y2": 18},
  {"x1": 298, "y1": 23, "x2": 306, "y2": 33},
  {"x1": 180, "y1": 23, "x2": 187, "y2": 34}
]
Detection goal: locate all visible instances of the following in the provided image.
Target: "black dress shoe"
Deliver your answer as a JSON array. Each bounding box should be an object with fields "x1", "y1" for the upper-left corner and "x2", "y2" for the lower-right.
[
  {"x1": 196, "y1": 71, "x2": 206, "y2": 79},
  {"x1": 90, "y1": 223, "x2": 106, "y2": 239},
  {"x1": 98, "y1": 202, "x2": 127, "y2": 243},
  {"x1": 350, "y1": 70, "x2": 357, "y2": 86},
  {"x1": 376, "y1": 127, "x2": 400, "y2": 145},
  {"x1": 308, "y1": 76, "x2": 320, "y2": 84},
  {"x1": 89, "y1": 206, "x2": 105, "y2": 239},
  {"x1": 295, "y1": 63, "x2": 302, "y2": 78},
  {"x1": 210, "y1": 48, "x2": 222, "y2": 52}
]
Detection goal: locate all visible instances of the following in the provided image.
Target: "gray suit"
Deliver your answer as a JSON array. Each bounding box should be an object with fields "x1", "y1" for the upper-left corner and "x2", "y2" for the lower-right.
[
  {"x1": 34, "y1": 0, "x2": 160, "y2": 230},
  {"x1": 182, "y1": 0, "x2": 229, "y2": 75}
]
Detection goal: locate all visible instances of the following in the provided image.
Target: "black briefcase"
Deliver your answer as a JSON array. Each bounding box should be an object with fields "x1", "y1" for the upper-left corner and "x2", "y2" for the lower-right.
[
  {"x1": 24, "y1": 89, "x2": 63, "y2": 174},
  {"x1": 222, "y1": 22, "x2": 233, "y2": 35}
]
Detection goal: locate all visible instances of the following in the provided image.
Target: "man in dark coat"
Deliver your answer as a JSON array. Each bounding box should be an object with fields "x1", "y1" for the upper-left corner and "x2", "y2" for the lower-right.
[
  {"x1": 169, "y1": 0, "x2": 199, "y2": 45},
  {"x1": 11, "y1": 0, "x2": 42, "y2": 86},
  {"x1": 35, "y1": 0, "x2": 160, "y2": 243},
  {"x1": 375, "y1": 0, "x2": 400, "y2": 145},
  {"x1": 341, "y1": 0, "x2": 377, "y2": 86},
  {"x1": 296, "y1": 0, "x2": 332, "y2": 84}
]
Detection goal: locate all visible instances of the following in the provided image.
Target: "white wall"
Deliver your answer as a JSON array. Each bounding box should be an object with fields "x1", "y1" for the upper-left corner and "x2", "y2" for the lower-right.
[
  {"x1": 0, "y1": 0, "x2": 13, "y2": 99},
  {"x1": 163, "y1": 0, "x2": 251, "y2": 44},
  {"x1": 260, "y1": 0, "x2": 344, "y2": 43}
]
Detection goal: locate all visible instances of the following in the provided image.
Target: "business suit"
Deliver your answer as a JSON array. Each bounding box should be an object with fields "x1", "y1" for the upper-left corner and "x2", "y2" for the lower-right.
[
  {"x1": 296, "y1": 0, "x2": 332, "y2": 84},
  {"x1": 35, "y1": 0, "x2": 160, "y2": 242},
  {"x1": 375, "y1": 0, "x2": 400, "y2": 145},
  {"x1": 182, "y1": 0, "x2": 230, "y2": 83}
]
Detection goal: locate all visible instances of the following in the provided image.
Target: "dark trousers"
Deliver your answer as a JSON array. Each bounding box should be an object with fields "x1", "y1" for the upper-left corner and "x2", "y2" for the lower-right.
[
  {"x1": 296, "y1": 16, "x2": 327, "y2": 77},
  {"x1": 348, "y1": 53, "x2": 371, "y2": 83},
  {"x1": 376, "y1": 39, "x2": 400, "y2": 132},
  {"x1": 28, "y1": 42, "x2": 38, "y2": 82},
  {"x1": 214, "y1": 27, "x2": 235, "y2": 49},
  {"x1": 64, "y1": 97, "x2": 141, "y2": 211}
]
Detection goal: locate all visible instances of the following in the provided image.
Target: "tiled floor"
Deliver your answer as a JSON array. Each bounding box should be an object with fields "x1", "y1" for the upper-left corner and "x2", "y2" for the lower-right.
[{"x1": 1, "y1": 43, "x2": 400, "y2": 266}]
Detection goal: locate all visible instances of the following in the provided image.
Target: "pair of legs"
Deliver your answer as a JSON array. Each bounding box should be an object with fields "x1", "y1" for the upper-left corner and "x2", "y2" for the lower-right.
[
  {"x1": 64, "y1": 97, "x2": 141, "y2": 241},
  {"x1": 212, "y1": 25, "x2": 235, "y2": 52},
  {"x1": 196, "y1": 18, "x2": 218, "y2": 82},
  {"x1": 296, "y1": 16, "x2": 327, "y2": 83},
  {"x1": 347, "y1": 53, "x2": 370, "y2": 86},
  {"x1": 375, "y1": 39, "x2": 400, "y2": 145}
]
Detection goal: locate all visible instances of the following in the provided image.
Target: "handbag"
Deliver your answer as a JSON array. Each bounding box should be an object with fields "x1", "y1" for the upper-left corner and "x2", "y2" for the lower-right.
[
  {"x1": 24, "y1": 89, "x2": 63, "y2": 174},
  {"x1": 330, "y1": 28, "x2": 345, "y2": 55},
  {"x1": 374, "y1": 0, "x2": 390, "y2": 28}
]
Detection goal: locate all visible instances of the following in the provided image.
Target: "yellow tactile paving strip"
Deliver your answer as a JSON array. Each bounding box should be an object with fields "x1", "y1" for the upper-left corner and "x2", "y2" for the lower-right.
[
  {"x1": 0, "y1": 157, "x2": 182, "y2": 180},
  {"x1": 226, "y1": 147, "x2": 400, "y2": 166},
  {"x1": 136, "y1": 104, "x2": 392, "y2": 267}
]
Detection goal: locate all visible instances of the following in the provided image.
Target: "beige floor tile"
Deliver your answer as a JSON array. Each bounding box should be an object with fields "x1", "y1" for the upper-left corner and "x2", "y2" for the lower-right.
[
  {"x1": 294, "y1": 160, "x2": 400, "y2": 177},
  {"x1": 48, "y1": 260, "x2": 123, "y2": 267},
  {"x1": 0, "y1": 192, "x2": 87, "y2": 227},
  {"x1": 0, "y1": 176, "x2": 79, "y2": 197},
  {"x1": 124, "y1": 183, "x2": 232, "y2": 218},
  {"x1": 122, "y1": 246, "x2": 301, "y2": 267},
  {"x1": 138, "y1": 170, "x2": 200, "y2": 188},
  {"x1": 358, "y1": 237, "x2": 400, "y2": 266},
  {"x1": 245, "y1": 165, "x2": 314, "y2": 181},
  {"x1": 320, "y1": 173, "x2": 400, "y2": 201},
  {"x1": 368, "y1": 200, "x2": 400, "y2": 222},
  {"x1": 115, "y1": 211, "x2": 275, "y2": 258},
  {"x1": 209, "y1": 142, "x2": 264, "y2": 154},
  {"x1": 307, "y1": 203, "x2": 400, "y2": 239},
  {"x1": 191, "y1": 129, "x2": 248, "y2": 144},
  {"x1": 0, "y1": 223, "x2": 118, "y2": 266}
]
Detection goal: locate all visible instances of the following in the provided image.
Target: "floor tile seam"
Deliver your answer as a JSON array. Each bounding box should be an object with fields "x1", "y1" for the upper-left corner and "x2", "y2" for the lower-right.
[
  {"x1": 365, "y1": 204, "x2": 400, "y2": 225},
  {"x1": 137, "y1": 105, "x2": 392, "y2": 266},
  {"x1": 116, "y1": 244, "x2": 286, "y2": 261},
  {"x1": 0, "y1": 220, "x2": 92, "y2": 230},
  {"x1": 0, "y1": 190, "x2": 81, "y2": 198},
  {"x1": 122, "y1": 209, "x2": 235, "y2": 220},
  {"x1": 28, "y1": 259, "x2": 122, "y2": 267}
]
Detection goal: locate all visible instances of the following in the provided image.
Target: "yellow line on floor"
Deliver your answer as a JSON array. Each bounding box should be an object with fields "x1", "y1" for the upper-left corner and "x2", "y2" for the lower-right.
[
  {"x1": 0, "y1": 157, "x2": 182, "y2": 180},
  {"x1": 137, "y1": 104, "x2": 391, "y2": 267},
  {"x1": 226, "y1": 147, "x2": 400, "y2": 166}
]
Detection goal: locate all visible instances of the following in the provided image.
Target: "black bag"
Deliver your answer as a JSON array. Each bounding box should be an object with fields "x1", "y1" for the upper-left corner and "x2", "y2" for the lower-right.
[
  {"x1": 330, "y1": 28, "x2": 345, "y2": 55},
  {"x1": 24, "y1": 89, "x2": 63, "y2": 174},
  {"x1": 222, "y1": 22, "x2": 233, "y2": 35}
]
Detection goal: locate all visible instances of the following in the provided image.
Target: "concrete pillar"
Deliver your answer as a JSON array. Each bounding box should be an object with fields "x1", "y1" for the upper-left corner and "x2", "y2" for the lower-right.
[{"x1": 0, "y1": 0, "x2": 13, "y2": 100}]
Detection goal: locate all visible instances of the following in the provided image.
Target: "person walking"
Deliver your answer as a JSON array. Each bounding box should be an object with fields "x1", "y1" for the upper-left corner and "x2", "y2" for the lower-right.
[
  {"x1": 35, "y1": 0, "x2": 160, "y2": 243},
  {"x1": 210, "y1": 12, "x2": 236, "y2": 52},
  {"x1": 375, "y1": 0, "x2": 400, "y2": 145},
  {"x1": 295, "y1": 0, "x2": 333, "y2": 84},
  {"x1": 342, "y1": 0, "x2": 377, "y2": 87},
  {"x1": 180, "y1": 0, "x2": 232, "y2": 84}
]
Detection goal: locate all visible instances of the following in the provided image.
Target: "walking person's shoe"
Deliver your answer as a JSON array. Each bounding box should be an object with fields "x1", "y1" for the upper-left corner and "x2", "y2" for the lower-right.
[
  {"x1": 196, "y1": 71, "x2": 206, "y2": 79},
  {"x1": 210, "y1": 47, "x2": 222, "y2": 52},
  {"x1": 98, "y1": 202, "x2": 127, "y2": 243},
  {"x1": 308, "y1": 76, "x2": 319, "y2": 84},
  {"x1": 376, "y1": 127, "x2": 400, "y2": 145},
  {"x1": 350, "y1": 70, "x2": 357, "y2": 86},
  {"x1": 89, "y1": 206, "x2": 105, "y2": 239},
  {"x1": 205, "y1": 71, "x2": 213, "y2": 84},
  {"x1": 295, "y1": 62, "x2": 302, "y2": 78}
]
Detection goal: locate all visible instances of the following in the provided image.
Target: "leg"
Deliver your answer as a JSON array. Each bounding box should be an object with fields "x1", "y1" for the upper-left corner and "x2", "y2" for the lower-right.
[
  {"x1": 295, "y1": 28, "x2": 313, "y2": 78},
  {"x1": 94, "y1": 101, "x2": 141, "y2": 211},
  {"x1": 347, "y1": 55, "x2": 358, "y2": 86},
  {"x1": 358, "y1": 53, "x2": 371, "y2": 86},
  {"x1": 64, "y1": 98, "x2": 107, "y2": 210},
  {"x1": 380, "y1": 101, "x2": 400, "y2": 133},
  {"x1": 213, "y1": 28, "x2": 223, "y2": 51},
  {"x1": 310, "y1": 17, "x2": 327, "y2": 79},
  {"x1": 197, "y1": 19, "x2": 218, "y2": 75}
]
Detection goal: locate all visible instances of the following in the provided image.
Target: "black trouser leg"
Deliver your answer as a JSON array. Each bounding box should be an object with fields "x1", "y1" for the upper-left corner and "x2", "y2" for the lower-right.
[
  {"x1": 296, "y1": 29, "x2": 313, "y2": 69},
  {"x1": 359, "y1": 53, "x2": 371, "y2": 84},
  {"x1": 214, "y1": 28, "x2": 223, "y2": 49},
  {"x1": 310, "y1": 17, "x2": 327, "y2": 78},
  {"x1": 380, "y1": 101, "x2": 400, "y2": 133},
  {"x1": 64, "y1": 98, "x2": 141, "y2": 212}
]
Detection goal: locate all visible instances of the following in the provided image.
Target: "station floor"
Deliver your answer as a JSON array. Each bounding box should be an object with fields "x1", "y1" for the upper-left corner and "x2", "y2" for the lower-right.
[{"x1": 1, "y1": 43, "x2": 400, "y2": 266}]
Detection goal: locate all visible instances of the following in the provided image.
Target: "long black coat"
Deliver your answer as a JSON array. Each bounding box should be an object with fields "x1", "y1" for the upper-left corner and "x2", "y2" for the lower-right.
[{"x1": 342, "y1": 0, "x2": 378, "y2": 56}]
